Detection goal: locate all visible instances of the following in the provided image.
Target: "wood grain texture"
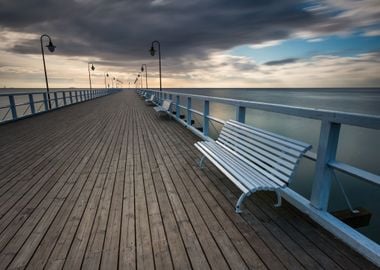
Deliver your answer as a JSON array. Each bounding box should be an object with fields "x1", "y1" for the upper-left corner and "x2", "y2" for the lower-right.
[{"x1": 0, "y1": 91, "x2": 376, "y2": 270}]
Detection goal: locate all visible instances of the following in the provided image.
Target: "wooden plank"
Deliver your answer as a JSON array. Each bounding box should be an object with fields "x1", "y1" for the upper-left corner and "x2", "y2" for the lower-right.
[
  {"x1": 119, "y1": 109, "x2": 136, "y2": 270},
  {"x1": 137, "y1": 110, "x2": 174, "y2": 270}
]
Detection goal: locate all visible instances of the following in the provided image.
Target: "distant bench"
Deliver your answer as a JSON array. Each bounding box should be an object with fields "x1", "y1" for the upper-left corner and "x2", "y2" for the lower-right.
[
  {"x1": 195, "y1": 120, "x2": 311, "y2": 213},
  {"x1": 153, "y1": 99, "x2": 172, "y2": 117}
]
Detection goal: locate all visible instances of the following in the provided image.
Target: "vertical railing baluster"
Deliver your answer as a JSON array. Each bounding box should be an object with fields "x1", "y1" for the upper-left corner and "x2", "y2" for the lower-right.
[
  {"x1": 54, "y1": 92, "x2": 58, "y2": 108},
  {"x1": 176, "y1": 95, "x2": 180, "y2": 119},
  {"x1": 75, "y1": 91, "x2": 78, "y2": 103},
  {"x1": 29, "y1": 94, "x2": 36, "y2": 115},
  {"x1": 9, "y1": 95, "x2": 17, "y2": 120},
  {"x1": 310, "y1": 120, "x2": 341, "y2": 210},
  {"x1": 236, "y1": 105, "x2": 246, "y2": 123},
  {"x1": 43, "y1": 93, "x2": 49, "y2": 111},
  {"x1": 70, "y1": 91, "x2": 73, "y2": 104},
  {"x1": 203, "y1": 100, "x2": 209, "y2": 136},
  {"x1": 187, "y1": 97, "x2": 192, "y2": 126},
  {"x1": 63, "y1": 92, "x2": 67, "y2": 106}
]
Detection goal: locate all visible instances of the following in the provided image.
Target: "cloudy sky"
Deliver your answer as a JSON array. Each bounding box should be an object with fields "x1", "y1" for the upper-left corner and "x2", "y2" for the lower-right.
[{"x1": 0, "y1": 0, "x2": 379, "y2": 88}]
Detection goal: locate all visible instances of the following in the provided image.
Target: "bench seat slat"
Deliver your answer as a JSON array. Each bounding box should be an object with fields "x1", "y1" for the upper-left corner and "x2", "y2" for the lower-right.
[
  {"x1": 214, "y1": 141, "x2": 289, "y2": 186},
  {"x1": 202, "y1": 141, "x2": 285, "y2": 187},
  {"x1": 195, "y1": 142, "x2": 250, "y2": 193},
  {"x1": 218, "y1": 132, "x2": 296, "y2": 173},
  {"x1": 196, "y1": 142, "x2": 281, "y2": 191}
]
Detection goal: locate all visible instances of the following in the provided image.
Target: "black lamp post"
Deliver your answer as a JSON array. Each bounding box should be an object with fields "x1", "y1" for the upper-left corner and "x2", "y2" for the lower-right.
[
  {"x1": 112, "y1": 77, "x2": 116, "y2": 88},
  {"x1": 104, "y1": 72, "x2": 109, "y2": 88},
  {"x1": 137, "y1": 74, "x2": 142, "y2": 89},
  {"x1": 40, "y1": 34, "x2": 56, "y2": 110},
  {"x1": 88, "y1": 63, "x2": 95, "y2": 90},
  {"x1": 141, "y1": 64, "x2": 148, "y2": 89},
  {"x1": 149, "y1": 40, "x2": 162, "y2": 91}
]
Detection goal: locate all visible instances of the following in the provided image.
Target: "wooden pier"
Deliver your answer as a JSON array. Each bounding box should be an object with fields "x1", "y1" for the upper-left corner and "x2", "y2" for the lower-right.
[{"x1": 0, "y1": 91, "x2": 376, "y2": 269}]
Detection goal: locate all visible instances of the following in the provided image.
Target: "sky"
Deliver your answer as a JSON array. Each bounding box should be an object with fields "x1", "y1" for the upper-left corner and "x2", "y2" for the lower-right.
[{"x1": 0, "y1": 0, "x2": 379, "y2": 88}]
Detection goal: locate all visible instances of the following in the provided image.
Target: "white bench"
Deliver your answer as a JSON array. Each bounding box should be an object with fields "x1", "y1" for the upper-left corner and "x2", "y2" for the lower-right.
[
  {"x1": 195, "y1": 120, "x2": 311, "y2": 213},
  {"x1": 153, "y1": 99, "x2": 172, "y2": 117},
  {"x1": 145, "y1": 94, "x2": 156, "y2": 105}
]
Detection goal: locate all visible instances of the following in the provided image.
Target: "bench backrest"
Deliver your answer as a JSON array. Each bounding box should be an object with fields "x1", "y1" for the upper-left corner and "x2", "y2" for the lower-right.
[
  {"x1": 217, "y1": 120, "x2": 311, "y2": 186},
  {"x1": 148, "y1": 95, "x2": 155, "y2": 101},
  {"x1": 162, "y1": 99, "x2": 172, "y2": 111}
]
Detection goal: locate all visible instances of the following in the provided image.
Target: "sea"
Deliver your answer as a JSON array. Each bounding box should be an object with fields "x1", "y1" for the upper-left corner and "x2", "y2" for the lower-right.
[{"x1": 1, "y1": 87, "x2": 380, "y2": 244}]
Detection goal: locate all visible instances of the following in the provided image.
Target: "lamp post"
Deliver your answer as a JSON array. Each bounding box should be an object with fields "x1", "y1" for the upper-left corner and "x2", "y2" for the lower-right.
[
  {"x1": 112, "y1": 77, "x2": 116, "y2": 88},
  {"x1": 137, "y1": 74, "x2": 142, "y2": 89},
  {"x1": 88, "y1": 63, "x2": 95, "y2": 90},
  {"x1": 40, "y1": 34, "x2": 56, "y2": 110},
  {"x1": 141, "y1": 64, "x2": 148, "y2": 89},
  {"x1": 149, "y1": 40, "x2": 162, "y2": 92},
  {"x1": 104, "y1": 72, "x2": 109, "y2": 88}
]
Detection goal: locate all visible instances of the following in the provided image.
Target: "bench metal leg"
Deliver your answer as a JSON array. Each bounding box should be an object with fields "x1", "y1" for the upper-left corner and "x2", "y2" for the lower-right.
[
  {"x1": 274, "y1": 190, "x2": 282, "y2": 207},
  {"x1": 235, "y1": 192, "x2": 250, "y2": 213},
  {"x1": 198, "y1": 156, "x2": 206, "y2": 169}
]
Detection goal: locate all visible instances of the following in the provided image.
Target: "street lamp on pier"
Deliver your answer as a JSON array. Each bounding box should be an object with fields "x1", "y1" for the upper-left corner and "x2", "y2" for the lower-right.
[
  {"x1": 88, "y1": 63, "x2": 95, "y2": 90},
  {"x1": 40, "y1": 34, "x2": 56, "y2": 109},
  {"x1": 149, "y1": 40, "x2": 162, "y2": 92},
  {"x1": 141, "y1": 64, "x2": 148, "y2": 89},
  {"x1": 104, "y1": 72, "x2": 109, "y2": 88}
]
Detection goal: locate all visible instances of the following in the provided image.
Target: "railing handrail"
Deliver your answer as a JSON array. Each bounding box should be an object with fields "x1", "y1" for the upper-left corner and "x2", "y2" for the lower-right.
[
  {"x1": 0, "y1": 88, "x2": 109, "y2": 97},
  {"x1": 0, "y1": 88, "x2": 121, "y2": 124},
  {"x1": 145, "y1": 89, "x2": 380, "y2": 129}
]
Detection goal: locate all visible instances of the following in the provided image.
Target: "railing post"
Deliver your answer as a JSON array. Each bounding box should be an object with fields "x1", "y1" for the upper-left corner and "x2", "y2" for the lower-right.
[
  {"x1": 80, "y1": 91, "x2": 83, "y2": 102},
  {"x1": 203, "y1": 100, "x2": 210, "y2": 136},
  {"x1": 310, "y1": 120, "x2": 341, "y2": 210},
  {"x1": 54, "y1": 92, "x2": 58, "y2": 108},
  {"x1": 9, "y1": 95, "x2": 17, "y2": 120},
  {"x1": 176, "y1": 95, "x2": 180, "y2": 119},
  {"x1": 187, "y1": 97, "x2": 192, "y2": 126},
  {"x1": 70, "y1": 91, "x2": 73, "y2": 104},
  {"x1": 63, "y1": 92, "x2": 67, "y2": 106},
  {"x1": 43, "y1": 93, "x2": 49, "y2": 111},
  {"x1": 236, "y1": 105, "x2": 246, "y2": 123},
  {"x1": 28, "y1": 94, "x2": 36, "y2": 115}
]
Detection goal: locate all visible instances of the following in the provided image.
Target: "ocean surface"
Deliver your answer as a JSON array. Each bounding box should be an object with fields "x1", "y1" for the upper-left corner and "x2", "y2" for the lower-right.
[{"x1": 1, "y1": 87, "x2": 380, "y2": 244}]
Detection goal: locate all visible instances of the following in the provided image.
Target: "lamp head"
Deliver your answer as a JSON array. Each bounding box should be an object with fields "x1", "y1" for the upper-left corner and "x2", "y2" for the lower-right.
[
  {"x1": 91, "y1": 64, "x2": 95, "y2": 71},
  {"x1": 46, "y1": 41, "x2": 56, "y2": 52},
  {"x1": 141, "y1": 66, "x2": 144, "y2": 72},
  {"x1": 106, "y1": 73, "x2": 109, "y2": 77},
  {"x1": 149, "y1": 46, "x2": 155, "y2": 56}
]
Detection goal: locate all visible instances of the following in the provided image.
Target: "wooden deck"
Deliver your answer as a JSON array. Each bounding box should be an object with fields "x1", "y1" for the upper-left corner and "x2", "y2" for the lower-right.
[{"x1": 0, "y1": 90, "x2": 376, "y2": 270}]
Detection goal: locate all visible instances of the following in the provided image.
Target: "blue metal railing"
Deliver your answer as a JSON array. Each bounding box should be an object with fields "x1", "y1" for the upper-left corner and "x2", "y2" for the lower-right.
[{"x1": 0, "y1": 88, "x2": 121, "y2": 124}]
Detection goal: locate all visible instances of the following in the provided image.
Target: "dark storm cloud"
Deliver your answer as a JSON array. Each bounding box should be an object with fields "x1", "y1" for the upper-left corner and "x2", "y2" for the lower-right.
[
  {"x1": 0, "y1": 0, "x2": 357, "y2": 63},
  {"x1": 264, "y1": 58, "x2": 299, "y2": 65}
]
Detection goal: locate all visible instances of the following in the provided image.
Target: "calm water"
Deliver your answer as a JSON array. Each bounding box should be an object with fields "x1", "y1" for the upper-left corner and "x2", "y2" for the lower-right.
[{"x1": 1, "y1": 87, "x2": 380, "y2": 243}]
